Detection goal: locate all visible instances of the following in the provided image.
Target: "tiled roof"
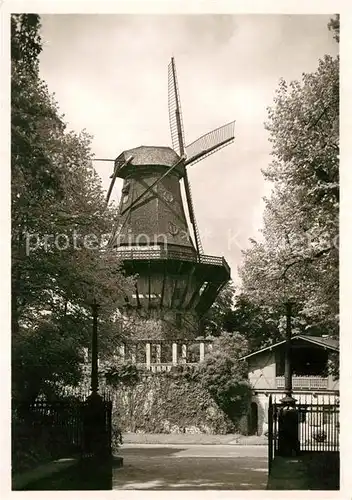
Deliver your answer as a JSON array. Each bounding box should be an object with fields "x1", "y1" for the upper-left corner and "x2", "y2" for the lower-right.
[{"x1": 241, "y1": 335, "x2": 339, "y2": 360}]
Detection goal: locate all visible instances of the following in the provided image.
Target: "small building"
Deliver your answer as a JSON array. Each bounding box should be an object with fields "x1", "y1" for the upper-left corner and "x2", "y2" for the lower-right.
[{"x1": 242, "y1": 335, "x2": 339, "y2": 436}]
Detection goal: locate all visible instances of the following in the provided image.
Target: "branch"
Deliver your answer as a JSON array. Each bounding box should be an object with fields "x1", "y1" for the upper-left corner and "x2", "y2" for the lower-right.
[
  {"x1": 279, "y1": 246, "x2": 333, "y2": 280},
  {"x1": 307, "y1": 106, "x2": 328, "y2": 131}
]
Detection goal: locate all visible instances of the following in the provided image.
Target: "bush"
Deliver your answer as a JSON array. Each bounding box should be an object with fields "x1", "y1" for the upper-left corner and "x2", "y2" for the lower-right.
[{"x1": 195, "y1": 332, "x2": 252, "y2": 425}]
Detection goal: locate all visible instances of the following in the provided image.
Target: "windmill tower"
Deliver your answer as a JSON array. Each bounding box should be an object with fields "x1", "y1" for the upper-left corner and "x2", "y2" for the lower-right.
[{"x1": 101, "y1": 58, "x2": 235, "y2": 336}]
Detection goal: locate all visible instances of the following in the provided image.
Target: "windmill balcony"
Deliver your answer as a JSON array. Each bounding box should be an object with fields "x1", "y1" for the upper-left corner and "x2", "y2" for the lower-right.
[
  {"x1": 275, "y1": 375, "x2": 329, "y2": 390},
  {"x1": 116, "y1": 245, "x2": 230, "y2": 274}
]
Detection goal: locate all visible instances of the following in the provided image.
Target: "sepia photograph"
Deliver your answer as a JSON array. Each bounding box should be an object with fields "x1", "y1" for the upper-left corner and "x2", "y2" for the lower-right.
[{"x1": 10, "y1": 11, "x2": 339, "y2": 492}]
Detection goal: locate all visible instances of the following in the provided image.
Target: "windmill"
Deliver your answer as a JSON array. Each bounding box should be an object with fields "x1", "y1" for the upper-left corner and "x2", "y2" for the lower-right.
[{"x1": 95, "y1": 57, "x2": 235, "y2": 332}]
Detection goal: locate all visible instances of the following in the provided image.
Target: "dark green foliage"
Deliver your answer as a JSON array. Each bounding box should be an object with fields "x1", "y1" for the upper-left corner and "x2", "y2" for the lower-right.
[
  {"x1": 11, "y1": 14, "x2": 134, "y2": 404},
  {"x1": 202, "y1": 282, "x2": 235, "y2": 336},
  {"x1": 104, "y1": 363, "x2": 140, "y2": 388},
  {"x1": 328, "y1": 14, "x2": 339, "y2": 43},
  {"x1": 203, "y1": 282, "x2": 283, "y2": 352},
  {"x1": 223, "y1": 294, "x2": 283, "y2": 351},
  {"x1": 196, "y1": 333, "x2": 252, "y2": 422},
  {"x1": 11, "y1": 14, "x2": 42, "y2": 73},
  {"x1": 12, "y1": 320, "x2": 84, "y2": 404},
  {"x1": 239, "y1": 20, "x2": 339, "y2": 375}
]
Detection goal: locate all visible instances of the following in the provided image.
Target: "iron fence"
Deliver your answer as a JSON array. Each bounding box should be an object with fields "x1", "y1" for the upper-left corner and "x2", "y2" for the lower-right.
[
  {"x1": 268, "y1": 393, "x2": 339, "y2": 470},
  {"x1": 13, "y1": 396, "x2": 113, "y2": 469}
]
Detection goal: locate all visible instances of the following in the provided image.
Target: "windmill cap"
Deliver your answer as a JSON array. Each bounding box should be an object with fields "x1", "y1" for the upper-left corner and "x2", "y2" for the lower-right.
[{"x1": 115, "y1": 146, "x2": 184, "y2": 178}]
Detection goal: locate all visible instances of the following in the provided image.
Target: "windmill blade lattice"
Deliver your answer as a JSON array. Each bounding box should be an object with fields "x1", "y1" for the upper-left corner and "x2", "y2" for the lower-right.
[
  {"x1": 182, "y1": 170, "x2": 203, "y2": 255},
  {"x1": 168, "y1": 57, "x2": 186, "y2": 155},
  {"x1": 185, "y1": 121, "x2": 236, "y2": 166},
  {"x1": 168, "y1": 57, "x2": 204, "y2": 255}
]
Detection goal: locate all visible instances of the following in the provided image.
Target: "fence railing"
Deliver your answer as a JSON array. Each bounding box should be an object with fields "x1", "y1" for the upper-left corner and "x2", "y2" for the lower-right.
[
  {"x1": 268, "y1": 393, "x2": 339, "y2": 470},
  {"x1": 13, "y1": 397, "x2": 112, "y2": 473}
]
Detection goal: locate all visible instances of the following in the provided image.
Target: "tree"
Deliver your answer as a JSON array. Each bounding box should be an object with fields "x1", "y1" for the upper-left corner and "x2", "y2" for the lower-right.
[
  {"x1": 11, "y1": 14, "x2": 134, "y2": 403},
  {"x1": 328, "y1": 14, "x2": 339, "y2": 43},
  {"x1": 239, "y1": 19, "x2": 339, "y2": 360},
  {"x1": 201, "y1": 279, "x2": 284, "y2": 351},
  {"x1": 196, "y1": 332, "x2": 252, "y2": 424},
  {"x1": 223, "y1": 293, "x2": 283, "y2": 351},
  {"x1": 202, "y1": 281, "x2": 236, "y2": 336}
]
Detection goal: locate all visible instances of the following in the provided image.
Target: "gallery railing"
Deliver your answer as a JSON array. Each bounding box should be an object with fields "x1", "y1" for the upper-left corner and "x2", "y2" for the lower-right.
[{"x1": 115, "y1": 246, "x2": 230, "y2": 274}]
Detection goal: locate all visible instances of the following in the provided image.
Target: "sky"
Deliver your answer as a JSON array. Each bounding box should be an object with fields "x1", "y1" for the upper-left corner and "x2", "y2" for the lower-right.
[{"x1": 38, "y1": 14, "x2": 338, "y2": 284}]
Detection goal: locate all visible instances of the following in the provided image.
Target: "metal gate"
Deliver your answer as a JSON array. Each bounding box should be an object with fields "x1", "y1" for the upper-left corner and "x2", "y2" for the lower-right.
[{"x1": 268, "y1": 394, "x2": 339, "y2": 470}]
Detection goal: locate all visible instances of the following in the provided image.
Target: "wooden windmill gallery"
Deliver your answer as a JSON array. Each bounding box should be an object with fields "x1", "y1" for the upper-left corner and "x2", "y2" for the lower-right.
[{"x1": 94, "y1": 58, "x2": 236, "y2": 366}]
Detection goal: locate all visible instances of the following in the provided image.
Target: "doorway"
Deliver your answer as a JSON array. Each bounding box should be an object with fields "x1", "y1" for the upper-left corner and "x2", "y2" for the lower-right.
[{"x1": 248, "y1": 402, "x2": 258, "y2": 435}]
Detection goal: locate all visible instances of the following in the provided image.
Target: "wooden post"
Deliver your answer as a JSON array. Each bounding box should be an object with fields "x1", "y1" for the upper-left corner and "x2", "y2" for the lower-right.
[
  {"x1": 146, "y1": 342, "x2": 151, "y2": 369},
  {"x1": 199, "y1": 342, "x2": 205, "y2": 362},
  {"x1": 172, "y1": 342, "x2": 178, "y2": 365}
]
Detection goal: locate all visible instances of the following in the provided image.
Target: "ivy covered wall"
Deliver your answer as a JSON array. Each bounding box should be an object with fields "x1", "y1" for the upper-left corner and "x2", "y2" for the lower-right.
[{"x1": 106, "y1": 368, "x2": 249, "y2": 437}]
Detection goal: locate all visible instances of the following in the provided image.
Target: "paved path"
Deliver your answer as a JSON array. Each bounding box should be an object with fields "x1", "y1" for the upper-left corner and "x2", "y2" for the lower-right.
[{"x1": 113, "y1": 444, "x2": 268, "y2": 490}]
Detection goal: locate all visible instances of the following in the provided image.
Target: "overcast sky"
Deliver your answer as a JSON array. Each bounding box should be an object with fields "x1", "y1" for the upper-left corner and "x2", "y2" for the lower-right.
[{"x1": 39, "y1": 14, "x2": 338, "y2": 284}]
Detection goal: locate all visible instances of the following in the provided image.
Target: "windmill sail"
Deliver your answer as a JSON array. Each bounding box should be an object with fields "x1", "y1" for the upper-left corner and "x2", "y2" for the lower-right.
[
  {"x1": 168, "y1": 57, "x2": 204, "y2": 255},
  {"x1": 168, "y1": 57, "x2": 186, "y2": 155},
  {"x1": 106, "y1": 155, "x2": 133, "y2": 205},
  {"x1": 185, "y1": 121, "x2": 236, "y2": 167}
]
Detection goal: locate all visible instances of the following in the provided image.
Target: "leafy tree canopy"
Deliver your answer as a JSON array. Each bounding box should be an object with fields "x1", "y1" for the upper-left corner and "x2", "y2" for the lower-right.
[
  {"x1": 11, "y1": 14, "x2": 134, "y2": 403},
  {"x1": 239, "y1": 19, "x2": 339, "y2": 351},
  {"x1": 196, "y1": 332, "x2": 252, "y2": 423}
]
